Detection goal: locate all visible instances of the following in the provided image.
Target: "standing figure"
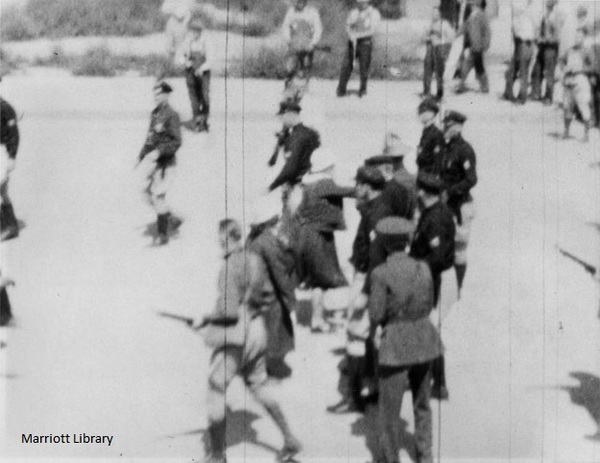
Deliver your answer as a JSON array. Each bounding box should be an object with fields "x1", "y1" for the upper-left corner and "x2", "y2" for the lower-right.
[
  {"x1": 281, "y1": 0, "x2": 323, "y2": 87},
  {"x1": 410, "y1": 173, "x2": 456, "y2": 401},
  {"x1": 336, "y1": 0, "x2": 381, "y2": 98},
  {"x1": 197, "y1": 219, "x2": 302, "y2": 463},
  {"x1": 456, "y1": 0, "x2": 491, "y2": 94},
  {"x1": 247, "y1": 196, "x2": 298, "y2": 379},
  {"x1": 530, "y1": 0, "x2": 563, "y2": 104},
  {"x1": 181, "y1": 20, "x2": 213, "y2": 132},
  {"x1": 560, "y1": 29, "x2": 594, "y2": 142},
  {"x1": 0, "y1": 82, "x2": 20, "y2": 242},
  {"x1": 368, "y1": 217, "x2": 443, "y2": 463},
  {"x1": 384, "y1": 132, "x2": 417, "y2": 215},
  {"x1": 161, "y1": 0, "x2": 193, "y2": 78},
  {"x1": 416, "y1": 97, "x2": 444, "y2": 176},
  {"x1": 439, "y1": 110, "x2": 477, "y2": 298},
  {"x1": 365, "y1": 154, "x2": 414, "y2": 221},
  {"x1": 137, "y1": 82, "x2": 182, "y2": 246},
  {"x1": 423, "y1": 5, "x2": 455, "y2": 101},
  {"x1": 502, "y1": 2, "x2": 536, "y2": 105},
  {"x1": 269, "y1": 101, "x2": 321, "y2": 193},
  {"x1": 0, "y1": 269, "x2": 15, "y2": 326},
  {"x1": 289, "y1": 148, "x2": 355, "y2": 333}
]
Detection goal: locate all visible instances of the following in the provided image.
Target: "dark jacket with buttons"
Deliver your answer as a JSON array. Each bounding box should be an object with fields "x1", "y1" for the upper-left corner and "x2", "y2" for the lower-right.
[
  {"x1": 440, "y1": 134, "x2": 477, "y2": 220},
  {"x1": 139, "y1": 101, "x2": 182, "y2": 168},
  {"x1": 416, "y1": 124, "x2": 444, "y2": 175}
]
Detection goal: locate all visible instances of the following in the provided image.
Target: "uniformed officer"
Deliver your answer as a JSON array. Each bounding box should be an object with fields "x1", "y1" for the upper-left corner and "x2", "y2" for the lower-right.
[
  {"x1": 364, "y1": 154, "x2": 414, "y2": 220},
  {"x1": 336, "y1": 0, "x2": 381, "y2": 98},
  {"x1": 281, "y1": 0, "x2": 323, "y2": 87},
  {"x1": 179, "y1": 19, "x2": 213, "y2": 132},
  {"x1": 416, "y1": 98, "x2": 444, "y2": 176},
  {"x1": 368, "y1": 217, "x2": 442, "y2": 463},
  {"x1": 269, "y1": 100, "x2": 321, "y2": 192},
  {"x1": 196, "y1": 218, "x2": 302, "y2": 463},
  {"x1": 410, "y1": 173, "x2": 455, "y2": 401},
  {"x1": 384, "y1": 132, "x2": 417, "y2": 216},
  {"x1": 439, "y1": 110, "x2": 477, "y2": 298},
  {"x1": 137, "y1": 81, "x2": 182, "y2": 245},
  {"x1": 0, "y1": 82, "x2": 21, "y2": 241}
]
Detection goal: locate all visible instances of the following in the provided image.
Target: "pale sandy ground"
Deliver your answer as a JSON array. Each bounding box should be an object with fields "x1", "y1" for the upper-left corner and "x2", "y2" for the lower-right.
[{"x1": 0, "y1": 66, "x2": 599, "y2": 463}]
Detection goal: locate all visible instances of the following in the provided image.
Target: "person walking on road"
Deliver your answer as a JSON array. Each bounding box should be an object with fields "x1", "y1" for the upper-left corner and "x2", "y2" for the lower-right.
[
  {"x1": 247, "y1": 195, "x2": 298, "y2": 379},
  {"x1": 282, "y1": 0, "x2": 323, "y2": 88},
  {"x1": 336, "y1": 0, "x2": 381, "y2": 98},
  {"x1": 368, "y1": 217, "x2": 443, "y2": 463},
  {"x1": 196, "y1": 218, "x2": 302, "y2": 463},
  {"x1": 502, "y1": 2, "x2": 537, "y2": 105},
  {"x1": 410, "y1": 173, "x2": 456, "y2": 401},
  {"x1": 137, "y1": 82, "x2": 182, "y2": 246},
  {"x1": 416, "y1": 97, "x2": 444, "y2": 176},
  {"x1": 0, "y1": 81, "x2": 21, "y2": 242},
  {"x1": 422, "y1": 5, "x2": 455, "y2": 101},
  {"x1": 455, "y1": 0, "x2": 491, "y2": 94},
  {"x1": 439, "y1": 110, "x2": 477, "y2": 298},
  {"x1": 180, "y1": 20, "x2": 213, "y2": 132}
]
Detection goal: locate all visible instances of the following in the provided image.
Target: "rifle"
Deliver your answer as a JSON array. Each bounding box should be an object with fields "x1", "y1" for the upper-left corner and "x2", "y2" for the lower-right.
[
  {"x1": 558, "y1": 248, "x2": 598, "y2": 277},
  {"x1": 156, "y1": 311, "x2": 197, "y2": 328}
]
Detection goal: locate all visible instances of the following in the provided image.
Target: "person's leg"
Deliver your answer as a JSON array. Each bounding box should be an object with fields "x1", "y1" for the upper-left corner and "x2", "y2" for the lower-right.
[
  {"x1": 409, "y1": 363, "x2": 434, "y2": 463},
  {"x1": 454, "y1": 200, "x2": 475, "y2": 297},
  {"x1": 503, "y1": 40, "x2": 519, "y2": 100},
  {"x1": 150, "y1": 167, "x2": 175, "y2": 244},
  {"x1": 0, "y1": 177, "x2": 18, "y2": 240},
  {"x1": 435, "y1": 44, "x2": 451, "y2": 100},
  {"x1": 310, "y1": 287, "x2": 328, "y2": 332},
  {"x1": 457, "y1": 49, "x2": 473, "y2": 92},
  {"x1": 198, "y1": 71, "x2": 211, "y2": 130},
  {"x1": 423, "y1": 43, "x2": 435, "y2": 97},
  {"x1": 185, "y1": 68, "x2": 201, "y2": 120},
  {"x1": 285, "y1": 53, "x2": 299, "y2": 86},
  {"x1": 544, "y1": 46, "x2": 558, "y2": 103},
  {"x1": 337, "y1": 41, "x2": 354, "y2": 96},
  {"x1": 474, "y1": 51, "x2": 489, "y2": 93},
  {"x1": 530, "y1": 45, "x2": 544, "y2": 100},
  {"x1": 517, "y1": 42, "x2": 534, "y2": 103},
  {"x1": 574, "y1": 76, "x2": 593, "y2": 142},
  {"x1": 378, "y1": 366, "x2": 408, "y2": 463},
  {"x1": 358, "y1": 39, "x2": 372, "y2": 96}
]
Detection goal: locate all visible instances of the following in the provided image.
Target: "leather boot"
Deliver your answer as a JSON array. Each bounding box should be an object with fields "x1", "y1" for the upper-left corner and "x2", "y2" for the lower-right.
[{"x1": 204, "y1": 420, "x2": 226, "y2": 463}]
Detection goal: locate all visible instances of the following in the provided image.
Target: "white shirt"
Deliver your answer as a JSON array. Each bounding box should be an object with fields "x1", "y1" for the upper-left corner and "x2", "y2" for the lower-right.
[
  {"x1": 513, "y1": 8, "x2": 536, "y2": 41},
  {"x1": 177, "y1": 32, "x2": 213, "y2": 71},
  {"x1": 346, "y1": 6, "x2": 381, "y2": 40},
  {"x1": 282, "y1": 6, "x2": 323, "y2": 50}
]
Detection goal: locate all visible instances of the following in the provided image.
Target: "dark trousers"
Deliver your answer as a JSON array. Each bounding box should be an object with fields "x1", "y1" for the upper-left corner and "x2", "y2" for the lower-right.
[
  {"x1": 337, "y1": 38, "x2": 373, "y2": 94},
  {"x1": 504, "y1": 38, "x2": 535, "y2": 102},
  {"x1": 531, "y1": 43, "x2": 558, "y2": 100},
  {"x1": 0, "y1": 287, "x2": 12, "y2": 325},
  {"x1": 460, "y1": 49, "x2": 488, "y2": 91},
  {"x1": 377, "y1": 363, "x2": 433, "y2": 463},
  {"x1": 423, "y1": 43, "x2": 451, "y2": 98},
  {"x1": 285, "y1": 51, "x2": 314, "y2": 82},
  {"x1": 592, "y1": 74, "x2": 600, "y2": 127},
  {"x1": 338, "y1": 354, "x2": 367, "y2": 408},
  {"x1": 185, "y1": 69, "x2": 210, "y2": 120}
]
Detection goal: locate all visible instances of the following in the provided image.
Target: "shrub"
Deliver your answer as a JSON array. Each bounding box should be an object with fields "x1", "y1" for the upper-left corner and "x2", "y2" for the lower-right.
[
  {"x1": 0, "y1": 5, "x2": 40, "y2": 41},
  {"x1": 0, "y1": 48, "x2": 25, "y2": 77}
]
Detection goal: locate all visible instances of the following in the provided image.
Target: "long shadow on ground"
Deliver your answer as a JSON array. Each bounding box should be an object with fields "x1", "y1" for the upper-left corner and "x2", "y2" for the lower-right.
[{"x1": 560, "y1": 372, "x2": 600, "y2": 441}]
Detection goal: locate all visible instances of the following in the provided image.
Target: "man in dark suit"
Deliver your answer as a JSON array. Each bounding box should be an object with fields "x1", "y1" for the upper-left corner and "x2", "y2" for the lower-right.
[
  {"x1": 269, "y1": 100, "x2": 321, "y2": 192},
  {"x1": 368, "y1": 217, "x2": 443, "y2": 463},
  {"x1": 416, "y1": 98, "x2": 444, "y2": 176}
]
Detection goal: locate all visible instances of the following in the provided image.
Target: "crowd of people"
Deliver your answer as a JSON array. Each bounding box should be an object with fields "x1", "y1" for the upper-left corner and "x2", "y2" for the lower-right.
[{"x1": 1, "y1": 0, "x2": 597, "y2": 462}]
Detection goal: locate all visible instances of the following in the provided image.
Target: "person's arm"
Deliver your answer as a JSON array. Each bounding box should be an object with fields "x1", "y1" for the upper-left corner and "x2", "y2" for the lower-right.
[
  {"x1": 448, "y1": 144, "x2": 477, "y2": 197},
  {"x1": 367, "y1": 267, "x2": 387, "y2": 326},
  {"x1": 310, "y1": 7, "x2": 323, "y2": 47},
  {"x1": 139, "y1": 118, "x2": 157, "y2": 161}
]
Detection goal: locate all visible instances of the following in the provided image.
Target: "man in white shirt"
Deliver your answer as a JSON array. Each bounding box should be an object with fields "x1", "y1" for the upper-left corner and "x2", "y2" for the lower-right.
[
  {"x1": 180, "y1": 20, "x2": 213, "y2": 132},
  {"x1": 281, "y1": 0, "x2": 323, "y2": 87},
  {"x1": 336, "y1": 0, "x2": 381, "y2": 98},
  {"x1": 502, "y1": 1, "x2": 537, "y2": 104}
]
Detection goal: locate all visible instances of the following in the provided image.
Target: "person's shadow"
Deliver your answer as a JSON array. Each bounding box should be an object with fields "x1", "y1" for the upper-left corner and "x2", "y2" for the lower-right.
[
  {"x1": 351, "y1": 403, "x2": 418, "y2": 462},
  {"x1": 162, "y1": 407, "x2": 280, "y2": 455},
  {"x1": 561, "y1": 372, "x2": 600, "y2": 441}
]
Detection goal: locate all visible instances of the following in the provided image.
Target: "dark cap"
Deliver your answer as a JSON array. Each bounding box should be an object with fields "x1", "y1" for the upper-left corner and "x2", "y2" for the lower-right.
[
  {"x1": 443, "y1": 110, "x2": 467, "y2": 126},
  {"x1": 277, "y1": 100, "x2": 302, "y2": 115},
  {"x1": 417, "y1": 172, "x2": 443, "y2": 194},
  {"x1": 418, "y1": 97, "x2": 439, "y2": 115},
  {"x1": 154, "y1": 81, "x2": 173, "y2": 94},
  {"x1": 355, "y1": 166, "x2": 386, "y2": 190},
  {"x1": 375, "y1": 217, "x2": 415, "y2": 238},
  {"x1": 365, "y1": 155, "x2": 395, "y2": 167}
]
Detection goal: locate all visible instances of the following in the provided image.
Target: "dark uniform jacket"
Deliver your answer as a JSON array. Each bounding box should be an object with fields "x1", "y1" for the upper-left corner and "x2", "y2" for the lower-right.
[
  {"x1": 0, "y1": 99, "x2": 19, "y2": 159},
  {"x1": 440, "y1": 134, "x2": 477, "y2": 221},
  {"x1": 248, "y1": 230, "x2": 297, "y2": 358},
  {"x1": 410, "y1": 201, "x2": 455, "y2": 277},
  {"x1": 139, "y1": 101, "x2": 182, "y2": 168},
  {"x1": 381, "y1": 179, "x2": 414, "y2": 220},
  {"x1": 351, "y1": 194, "x2": 394, "y2": 276},
  {"x1": 297, "y1": 178, "x2": 355, "y2": 233},
  {"x1": 416, "y1": 124, "x2": 444, "y2": 175},
  {"x1": 269, "y1": 123, "x2": 320, "y2": 191},
  {"x1": 368, "y1": 252, "x2": 443, "y2": 367}
]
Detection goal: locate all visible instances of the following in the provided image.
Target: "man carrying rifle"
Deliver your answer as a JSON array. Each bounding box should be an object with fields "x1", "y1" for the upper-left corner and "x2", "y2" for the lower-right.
[
  {"x1": 282, "y1": 0, "x2": 323, "y2": 87},
  {"x1": 337, "y1": 0, "x2": 381, "y2": 98},
  {"x1": 194, "y1": 218, "x2": 302, "y2": 463}
]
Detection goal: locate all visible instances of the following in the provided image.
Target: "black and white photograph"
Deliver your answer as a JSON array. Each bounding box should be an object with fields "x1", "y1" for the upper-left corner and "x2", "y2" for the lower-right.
[{"x1": 0, "y1": 0, "x2": 599, "y2": 462}]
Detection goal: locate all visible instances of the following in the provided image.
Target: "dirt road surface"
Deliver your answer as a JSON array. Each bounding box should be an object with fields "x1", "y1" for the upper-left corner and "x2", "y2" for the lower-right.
[{"x1": 0, "y1": 67, "x2": 599, "y2": 463}]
